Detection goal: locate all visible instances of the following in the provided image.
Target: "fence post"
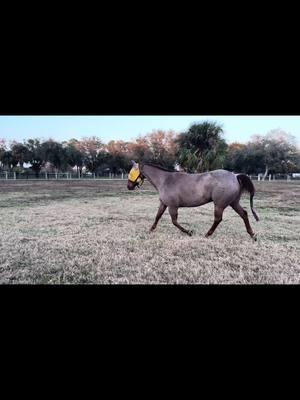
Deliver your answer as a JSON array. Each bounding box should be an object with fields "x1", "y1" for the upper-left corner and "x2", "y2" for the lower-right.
[
  {"x1": 93, "y1": 173, "x2": 96, "y2": 179},
  {"x1": 55, "y1": 172, "x2": 58, "y2": 180},
  {"x1": 45, "y1": 172, "x2": 48, "y2": 180},
  {"x1": 5, "y1": 171, "x2": 8, "y2": 180},
  {"x1": 269, "y1": 174, "x2": 271, "y2": 181},
  {"x1": 14, "y1": 172, "x2": 16, "y2": 180},
  {"x1": 122, "y1": 173, "x2": 124, "y2": 179}
]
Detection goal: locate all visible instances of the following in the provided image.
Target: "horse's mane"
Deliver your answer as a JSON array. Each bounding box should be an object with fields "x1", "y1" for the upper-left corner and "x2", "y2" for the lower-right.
[{"x1": 142, "y1": 163, "x2": 176, "y2": 173}]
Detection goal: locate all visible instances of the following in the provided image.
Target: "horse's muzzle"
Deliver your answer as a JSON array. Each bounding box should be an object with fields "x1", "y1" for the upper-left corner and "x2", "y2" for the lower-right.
[{"x1": 127, "y1": 181, "x2": 136, "y2": 190}]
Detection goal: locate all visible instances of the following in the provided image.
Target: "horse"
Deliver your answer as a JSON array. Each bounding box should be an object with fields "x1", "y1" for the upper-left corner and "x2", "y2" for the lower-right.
[{"x1": 127, "y1": 161, "x2": 259, "y2": 240}]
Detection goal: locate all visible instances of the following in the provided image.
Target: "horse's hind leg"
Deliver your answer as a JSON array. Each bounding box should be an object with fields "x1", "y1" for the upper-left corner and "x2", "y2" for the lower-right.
[
  {"x1": 168, "y1": 206, "x2": 193, "y2": 236},
  {"x1": 205, "y1": 206, "x2": 224, "y2": 238},
  {"x1": 231, "y1": 201, "x2": 256, "y2": 240},
  {"x1": 150, "y1": 200, "x2": 167, "y2": 232}
]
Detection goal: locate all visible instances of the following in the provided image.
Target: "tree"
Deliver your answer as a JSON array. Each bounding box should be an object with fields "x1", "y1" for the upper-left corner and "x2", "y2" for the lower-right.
[
  {"x1": 0, "y1": 151, "x2": 18, "y2": 170},
  {"x1": 105, "y1": 140, "x2": 130, "y2": 175},
  {"x1": 11, "y1": 142, "x2": 31, "y2": 168},
  {"x1": 64, "y1": 140, "x2": 84, "y2": 174},
  {"x1": 127, "y1": 136, "x2": 152, "y2": 164},
  {"x1": 0, "y1": 139, "x2": 6, "y2": 152},
  {"x1": 224, "y1": 143, "x2": 248, "y2": 172},
  {"x1": 25, "y1": 139, "x2": 44, "y2": 177},
  {"x1": 74, "y1": 137, "x2": 104, "y2": 173},
  {"x1": 176, "y1": 122, "x2": 228, "y2": 172},
  {"x1": 145, "y1": 130, "x2": 178, "y2": 168},
  {"x1": 250, "y1": 130, "x2": 299, "y2": 179},
  {"x1": 0, "y1": 139, "x2": 7, "y2": 169},
  {"x1": 125, "y1": 131, "x2": 178, "y2": 169},
  {"x1": 224, "y1": 130, "x2": 300, "y2": 177},
  {"x1": 40, "y1": 140, "x2": 68, "y2": 172}
]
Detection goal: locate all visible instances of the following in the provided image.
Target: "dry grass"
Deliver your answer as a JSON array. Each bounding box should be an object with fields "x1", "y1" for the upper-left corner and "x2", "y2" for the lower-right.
[{"x1": 0, "y1": 179, "x2": 299, "y2": 284}]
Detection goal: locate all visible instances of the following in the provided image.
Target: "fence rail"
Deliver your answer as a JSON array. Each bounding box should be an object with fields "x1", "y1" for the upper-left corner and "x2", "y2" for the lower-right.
[
  {"x1": 249, "y1": 174, "x2": 300, "y2": 181},
  {"x1": 0, "y1": 171, "x2": 300, "y2": 181},
  {"x1": 0, "y1": 172, "x2": 127, "y2": 180}
]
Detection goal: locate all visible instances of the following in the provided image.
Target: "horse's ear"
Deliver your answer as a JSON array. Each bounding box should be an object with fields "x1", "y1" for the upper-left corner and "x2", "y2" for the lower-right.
[{"x1": 131, "y1": 160, "x2": 139, "y2": 168}]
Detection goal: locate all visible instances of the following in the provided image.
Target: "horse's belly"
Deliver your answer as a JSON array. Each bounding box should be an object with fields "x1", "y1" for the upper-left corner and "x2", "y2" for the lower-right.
[
  {"x1": 160, "y1": 185, "x2": 212, "y2": 208},
  {"x1": 179, "y1": 197, "x2": 211, "y2": 208},
  {"x1": 176, "y1": 191, "x2": 212, "y2": 207}
]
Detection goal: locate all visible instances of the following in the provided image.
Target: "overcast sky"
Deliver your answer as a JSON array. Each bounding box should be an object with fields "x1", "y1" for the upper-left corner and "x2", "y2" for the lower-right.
[{"x1": 0, "y1": 115, "x2": 299, "y2": 145}]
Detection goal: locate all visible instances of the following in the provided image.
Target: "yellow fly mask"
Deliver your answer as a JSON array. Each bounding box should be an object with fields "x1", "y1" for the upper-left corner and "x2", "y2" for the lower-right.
[{"x1": 128, "y1": 162, "x2": 144, "y2": 188}]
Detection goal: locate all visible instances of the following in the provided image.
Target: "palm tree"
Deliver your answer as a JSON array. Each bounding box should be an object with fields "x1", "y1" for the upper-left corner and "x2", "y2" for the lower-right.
[{"x1": 176, "y1": 122, "x2": 227, "y2": 172}]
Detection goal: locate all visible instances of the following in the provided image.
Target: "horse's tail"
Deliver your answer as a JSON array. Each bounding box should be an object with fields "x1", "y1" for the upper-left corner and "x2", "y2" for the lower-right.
[{"x1": 236, "y1": 174, "x2": 260, "y2": 221}]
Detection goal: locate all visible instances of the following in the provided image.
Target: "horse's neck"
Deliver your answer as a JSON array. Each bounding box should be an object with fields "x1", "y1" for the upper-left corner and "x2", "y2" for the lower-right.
[{"x1": 142, "y1": 165, "x2": 166, "y2": 191}]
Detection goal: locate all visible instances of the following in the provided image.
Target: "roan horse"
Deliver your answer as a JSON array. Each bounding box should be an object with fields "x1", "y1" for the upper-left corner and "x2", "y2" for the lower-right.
[{"x1": 127, "y1": 161, "x2": 259, "y2": 240}]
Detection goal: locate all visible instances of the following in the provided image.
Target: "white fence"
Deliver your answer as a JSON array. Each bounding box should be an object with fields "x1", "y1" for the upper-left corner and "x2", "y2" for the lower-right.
[
  {"x1": 250, "y1": 174, "x2": 300, "y2": 181},
  {"x1": 0, "y1": 171, "x2": 299, "y2": 181},
  {"x1": 0, "y1": 171, "x2": 127, "y2": 180}
]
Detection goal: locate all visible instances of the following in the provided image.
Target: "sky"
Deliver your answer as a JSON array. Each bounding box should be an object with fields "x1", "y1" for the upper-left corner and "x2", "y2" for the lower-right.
[{"x1": 0, "y1": 115, "x2": 300, "y2": 145}]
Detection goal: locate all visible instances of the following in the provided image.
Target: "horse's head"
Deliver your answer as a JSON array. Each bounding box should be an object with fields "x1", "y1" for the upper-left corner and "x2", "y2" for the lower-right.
[{"x1": 127, "y1": 160, "x2": 144, "y2": 190}]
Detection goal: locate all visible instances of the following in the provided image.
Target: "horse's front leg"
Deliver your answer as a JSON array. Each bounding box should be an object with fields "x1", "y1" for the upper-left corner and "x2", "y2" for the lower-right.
[
  {"x1": 168, "y1": 206, "x2": 193, "y2": 236},
  {"x1": 150, "y1": 201, "x2": 167, "y2": 232}
]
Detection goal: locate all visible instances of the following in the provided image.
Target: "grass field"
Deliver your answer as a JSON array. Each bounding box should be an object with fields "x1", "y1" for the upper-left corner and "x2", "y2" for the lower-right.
[{"x1": 0, "y1": 179, "x2": 299, "y2": 284}]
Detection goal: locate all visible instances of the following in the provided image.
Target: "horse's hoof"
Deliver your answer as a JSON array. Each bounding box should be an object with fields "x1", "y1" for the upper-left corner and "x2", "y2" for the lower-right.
[{"x1": 251, "y1": 234, "x2": 257, "y2": 242}]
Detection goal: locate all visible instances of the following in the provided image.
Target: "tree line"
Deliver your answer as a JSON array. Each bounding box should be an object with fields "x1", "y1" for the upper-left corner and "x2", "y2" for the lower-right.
[{"x1": 0, "y1": 122, "x2": 299, "y2": 178}]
